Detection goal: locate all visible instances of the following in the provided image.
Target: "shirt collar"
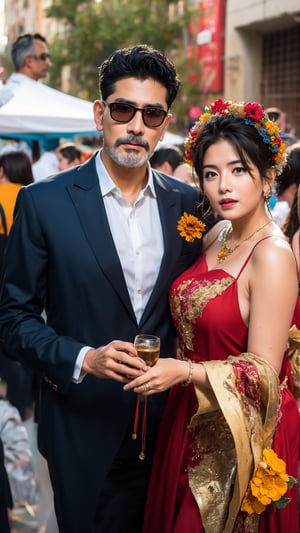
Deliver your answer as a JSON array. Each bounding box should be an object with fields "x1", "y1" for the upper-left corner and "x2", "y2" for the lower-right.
[{"x1": 95, "y1": 149, "x2": 157, "y2": 198}]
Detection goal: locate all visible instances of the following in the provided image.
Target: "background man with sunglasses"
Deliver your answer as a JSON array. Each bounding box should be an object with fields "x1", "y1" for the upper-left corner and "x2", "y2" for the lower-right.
[
  {"x1": 0, "y1": 33, "x2": 51, "y2": 107},
  {"x1": 0, "y1": 44, "x2": 202, "y2": 533}
]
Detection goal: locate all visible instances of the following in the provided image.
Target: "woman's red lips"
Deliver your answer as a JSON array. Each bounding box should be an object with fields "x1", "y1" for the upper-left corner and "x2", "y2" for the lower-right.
[{"x1": 220, "y1": 199, "x2": 237, "y2": 208}]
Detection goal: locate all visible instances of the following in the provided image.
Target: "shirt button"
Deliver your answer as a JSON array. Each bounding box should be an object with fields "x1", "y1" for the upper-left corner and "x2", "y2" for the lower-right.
[{"x1": 137, "y1": 289, "x2": 142, "y2": 294}]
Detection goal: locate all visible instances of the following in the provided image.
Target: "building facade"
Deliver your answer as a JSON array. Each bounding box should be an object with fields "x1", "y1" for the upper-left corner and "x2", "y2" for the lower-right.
[
  {"x1": 2, "y1": 0, "x2": 300, "y2": 135},
  {"x1": 224, "y1": 0, "x2": 300, "y2": 135}
]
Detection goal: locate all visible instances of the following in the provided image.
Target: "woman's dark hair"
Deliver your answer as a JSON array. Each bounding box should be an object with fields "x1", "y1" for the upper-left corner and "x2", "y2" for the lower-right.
[
  {"x1": 282, "y1": 191, "x2": 299, "y2": 243},
  {"x1": 280, "y1": 144, "x2": 300, "y2": 241},
  {"x1": 0, "y1": 150, "x2": 34, "y2": 185},
  {"x1": 57, "y1": 144, "x2": 82, "y2": 163},
  {"x1": 99, "y1": 45, "x2": 180, "y2": 109},
  {"x1": 275, "y1": 144, "x2": 300, "y2": 197},
  {"x1": 193, "y1": 114, "x2": 274, "y2": 192}
]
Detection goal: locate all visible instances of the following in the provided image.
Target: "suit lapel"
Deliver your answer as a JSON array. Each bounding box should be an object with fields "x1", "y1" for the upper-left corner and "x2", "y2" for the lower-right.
[
  {"x1": 66, "y1": 154, "x2": 136, "y2": 322},
  {"x1": 139, "y1": 172, "x2": 183, "y2": 327}
]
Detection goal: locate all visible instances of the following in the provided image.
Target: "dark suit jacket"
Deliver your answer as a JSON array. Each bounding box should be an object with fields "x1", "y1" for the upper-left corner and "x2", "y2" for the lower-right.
[{"x1": 0, "y1": 152, "x2": 201, "y2": 530}]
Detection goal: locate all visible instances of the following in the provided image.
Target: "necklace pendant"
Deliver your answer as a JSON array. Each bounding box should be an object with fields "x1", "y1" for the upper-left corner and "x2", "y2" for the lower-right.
[{"x1": 217, "y1": 244, "x2": 233, "y2": 262}]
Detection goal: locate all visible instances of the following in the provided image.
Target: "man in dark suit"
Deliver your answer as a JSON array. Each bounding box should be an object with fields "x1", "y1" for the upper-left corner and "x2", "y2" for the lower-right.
[{"x1": 0, "y1": 45, "x2": 202, "y2": 532}]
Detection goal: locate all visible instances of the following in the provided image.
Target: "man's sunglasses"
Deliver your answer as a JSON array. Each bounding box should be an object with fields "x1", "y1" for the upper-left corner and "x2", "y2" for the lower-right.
[
  {"x1": 268, "y1": 111, "x2": 280, "y2": 122},
  {"x1": 103, "y1": 101, "x2": 168, "y2": 128},
  {"x1": 29, "y1": 53, "x2": 51, "y2": 61}
]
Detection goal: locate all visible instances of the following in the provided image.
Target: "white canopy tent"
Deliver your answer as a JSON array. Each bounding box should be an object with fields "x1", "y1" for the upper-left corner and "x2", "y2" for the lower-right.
[
  {"x1": 156, "y1": 131, "x2": 184, "y2": 148},
  {"x1": 0, "y1": 74, "x2": 98, "y2": 141}
]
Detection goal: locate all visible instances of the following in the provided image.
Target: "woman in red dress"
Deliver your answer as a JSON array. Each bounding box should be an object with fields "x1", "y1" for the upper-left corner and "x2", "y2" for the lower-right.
[{"x1": 124, "y1": 100, "x2": 300, "y2": 532}]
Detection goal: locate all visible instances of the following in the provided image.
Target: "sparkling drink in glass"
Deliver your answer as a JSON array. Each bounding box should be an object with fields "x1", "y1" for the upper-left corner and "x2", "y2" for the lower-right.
[{"x1": 134, "y1": 334, "x2": 160, "y2": 367}]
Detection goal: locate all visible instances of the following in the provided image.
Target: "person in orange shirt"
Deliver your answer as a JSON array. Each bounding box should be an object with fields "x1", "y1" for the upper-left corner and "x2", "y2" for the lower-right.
[
  {"x1": 0, "y1": 150, "x2": 34, "y2": 233},
  {"x1": 0, "y1": 147, "x2": 35, "y2": 420}
]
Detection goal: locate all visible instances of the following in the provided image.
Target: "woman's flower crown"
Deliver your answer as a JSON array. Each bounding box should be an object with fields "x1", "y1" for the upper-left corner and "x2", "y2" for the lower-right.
[{"x1": 184, "y1": 99, "x2": 287, "y2": 175}]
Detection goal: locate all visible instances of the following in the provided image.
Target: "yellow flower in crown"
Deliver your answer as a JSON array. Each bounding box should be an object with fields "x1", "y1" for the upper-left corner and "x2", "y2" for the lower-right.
[
  {"x1": 241, "y1": 448, "x2": 297, "y2": 515},
  {"x1": 177, "y1": 212, "x2": 206, "y2": 243}
]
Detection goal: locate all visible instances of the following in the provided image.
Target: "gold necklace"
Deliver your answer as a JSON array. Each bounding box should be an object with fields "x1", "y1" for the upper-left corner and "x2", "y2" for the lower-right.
[{"x1": 217, "y1": 220, "x2": 272, "y2": 262}]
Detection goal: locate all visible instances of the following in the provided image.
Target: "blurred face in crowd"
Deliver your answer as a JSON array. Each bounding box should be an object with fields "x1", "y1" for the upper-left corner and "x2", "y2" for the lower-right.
[
  {"x1": 25, "y1": 38, "x2": 51, "y2": 81},
  {"x1": 57, "y1": 153, "x2": 81, "y2": 171}
]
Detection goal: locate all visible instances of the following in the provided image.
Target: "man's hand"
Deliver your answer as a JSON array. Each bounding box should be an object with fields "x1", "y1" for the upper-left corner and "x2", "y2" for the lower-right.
[{"x1": 82, "y1": 340, "x2": 148, "y2": 382}]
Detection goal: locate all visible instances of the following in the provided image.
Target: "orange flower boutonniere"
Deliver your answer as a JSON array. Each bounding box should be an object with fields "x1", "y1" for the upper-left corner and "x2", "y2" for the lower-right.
[
  {"x1": 241, "y1": 448, "x2": 297, "y2": 515},
  {"x1": 177, "y1": 212, "x2": 206, "y2": 243}
]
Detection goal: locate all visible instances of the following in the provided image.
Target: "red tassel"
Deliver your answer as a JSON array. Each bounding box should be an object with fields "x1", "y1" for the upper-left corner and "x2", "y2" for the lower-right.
[
  {"x1": 132, "y1": 394, "x2": 147, "y2": 460},
  {"x1": 132, "y1": 394, "x2": 140, "y2": 441},
  {"x1": 139, "y1": 397, "x2": 147, "y2": 460}
]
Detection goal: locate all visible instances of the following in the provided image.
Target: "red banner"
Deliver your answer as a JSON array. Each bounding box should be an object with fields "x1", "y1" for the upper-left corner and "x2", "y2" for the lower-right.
[{"x1": 197, "y1": 0, "x2": 225, "y2": 93}]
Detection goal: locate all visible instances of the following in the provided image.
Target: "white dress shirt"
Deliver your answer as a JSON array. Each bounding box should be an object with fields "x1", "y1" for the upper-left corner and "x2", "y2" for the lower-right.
[{"x1": 73, "y1": 150, "x2": 164, "y2": 381}]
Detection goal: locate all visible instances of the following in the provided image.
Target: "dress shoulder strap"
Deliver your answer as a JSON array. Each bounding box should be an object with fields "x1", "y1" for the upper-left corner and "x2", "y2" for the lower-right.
[{"x1": 236, "y1": 236, "x2": 274, "y2": 279}]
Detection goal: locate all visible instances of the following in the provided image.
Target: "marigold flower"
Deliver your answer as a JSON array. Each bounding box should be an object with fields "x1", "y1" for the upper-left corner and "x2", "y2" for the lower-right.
[
  {"x1": 177, "y1": 212, "x2": 206, "y2": 243},
  {"x1": 262, "y1": 448, "x2": 287, "y2": 475},
  {"x1": 241, "y1": 488, "x2": 266, "y2": 515},
  {"x1": 241, "y1": 448, "x2": 294, "y2": 516},
  {"x1": 199, "y1": 112, "x2": 212, "y2": 124},
  {"x1": 250, "y1": 466, "x2": 288, "y2": 505}
]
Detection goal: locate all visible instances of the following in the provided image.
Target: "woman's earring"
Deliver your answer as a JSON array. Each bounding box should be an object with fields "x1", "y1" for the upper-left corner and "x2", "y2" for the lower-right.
[{"x1": 263, "y1": 189, "x2": 273, "y2": 216}]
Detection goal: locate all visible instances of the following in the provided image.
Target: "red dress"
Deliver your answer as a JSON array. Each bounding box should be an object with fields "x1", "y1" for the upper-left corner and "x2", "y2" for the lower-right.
[{"x1": 143, "y1": 246, "x2": 299, "y2": 533}]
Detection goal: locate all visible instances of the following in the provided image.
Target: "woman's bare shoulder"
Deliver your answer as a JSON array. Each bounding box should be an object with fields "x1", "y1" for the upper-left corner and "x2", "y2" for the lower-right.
[{"x1": 252, "y1": 227, "x2": 296, "y2": 273}]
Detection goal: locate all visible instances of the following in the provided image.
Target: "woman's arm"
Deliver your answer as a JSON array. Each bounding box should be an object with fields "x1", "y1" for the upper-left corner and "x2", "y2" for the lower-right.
[{"x1": 246, "y1": 236, "x2": 298, "y2": 374}]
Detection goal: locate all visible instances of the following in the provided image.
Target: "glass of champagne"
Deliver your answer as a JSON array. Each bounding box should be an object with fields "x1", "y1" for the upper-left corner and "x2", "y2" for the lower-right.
[{"x1": 134, "y1": 334, "x2": 160, "y2": 367}]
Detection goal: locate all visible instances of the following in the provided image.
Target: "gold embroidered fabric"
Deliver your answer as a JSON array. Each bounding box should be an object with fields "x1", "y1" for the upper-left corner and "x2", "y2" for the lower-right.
[
  {"x1": 188, "y1": 353, "x2": 281, "y2": 533},
  {"x1": 288, "y1": 324, "x2": 300, "y2": 398},
  {"x1": 171, "y1": 276, "x2": 234, "y2": 351}
]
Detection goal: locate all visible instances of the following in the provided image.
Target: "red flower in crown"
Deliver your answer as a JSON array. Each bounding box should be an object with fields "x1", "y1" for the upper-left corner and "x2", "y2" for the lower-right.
[
  {"x1": 210, "y1": 99, "x2": 229, "y2": 114},
  {"x1": 244, "y1": 102, "x2": 265, "y2": 121}
]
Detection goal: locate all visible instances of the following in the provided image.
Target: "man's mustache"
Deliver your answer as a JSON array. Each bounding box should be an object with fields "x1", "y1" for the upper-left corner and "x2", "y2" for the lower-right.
[{"x1": 115, "y1": 135, "x2": 150, "y2": 152}]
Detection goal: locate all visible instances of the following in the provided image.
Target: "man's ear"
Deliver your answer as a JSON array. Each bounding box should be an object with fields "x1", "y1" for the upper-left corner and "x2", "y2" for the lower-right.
[
  {"x1": 93, "y1": 100, "x2": 105, "y2": 132},
  {"x1": 159, "y1": 113, "x2": 173, "y2": 142}
]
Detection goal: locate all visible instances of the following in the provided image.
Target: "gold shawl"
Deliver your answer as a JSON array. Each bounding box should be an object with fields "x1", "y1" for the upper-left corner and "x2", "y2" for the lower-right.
[
  {"x1": 188, "y1": 353, "x2": 281, "y2": 533},
  {"x1": 288, "y1": 324, "x2": 300, "y2": 398}
]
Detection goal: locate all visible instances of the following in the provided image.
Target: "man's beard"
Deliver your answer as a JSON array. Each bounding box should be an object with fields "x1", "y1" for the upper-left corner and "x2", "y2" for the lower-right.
[{"x1": 108, "y1": 135, "x2": 150, "y2": 168}]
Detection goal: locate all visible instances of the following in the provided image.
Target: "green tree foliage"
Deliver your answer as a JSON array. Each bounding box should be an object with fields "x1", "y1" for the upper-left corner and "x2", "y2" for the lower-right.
[{"x1": 47, "y1": 0, "x2": 201, "y2": 132}]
